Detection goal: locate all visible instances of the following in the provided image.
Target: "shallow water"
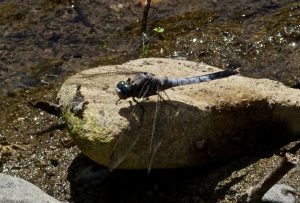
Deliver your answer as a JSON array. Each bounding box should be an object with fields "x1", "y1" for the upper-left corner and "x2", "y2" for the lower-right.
[
  {"x1": 0, "y1": 0, "x2": 299, "y2": 202},
  {"x1": 1, "y1": 0, "x2": 299, "y2": 93}
]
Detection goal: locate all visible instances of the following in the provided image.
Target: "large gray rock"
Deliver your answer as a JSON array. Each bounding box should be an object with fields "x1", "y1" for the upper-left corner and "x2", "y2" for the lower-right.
[
  {"x1": 57, "y1": 58, "x2": 300, "y2": 169},
  {"x1": 0, "y1": 173, "x2": 61, "y2": 203}
]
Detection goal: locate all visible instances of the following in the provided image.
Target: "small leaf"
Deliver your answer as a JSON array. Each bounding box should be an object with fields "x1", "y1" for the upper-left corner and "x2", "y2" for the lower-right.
[{"x1": 153, "y1": 27, "x2": 165, "y2": 33}]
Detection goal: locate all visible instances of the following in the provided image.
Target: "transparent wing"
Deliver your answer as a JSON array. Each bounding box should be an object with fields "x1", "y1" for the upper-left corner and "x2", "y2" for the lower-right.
[
  {"x1": 147, "y1": 85, "x2": 167, "y2": 174},
  {"x1": 109, "y1": 80, "x2": 150, "y2": 171},
  {"x1": 81, "y1": 70, "x2": 142, "y2": 79},
  {"x1": 109, "y1": 104, "x2": 141, "y2": 171}
]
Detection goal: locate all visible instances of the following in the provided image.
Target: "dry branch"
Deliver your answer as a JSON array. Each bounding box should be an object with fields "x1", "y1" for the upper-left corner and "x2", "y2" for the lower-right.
[{"x1": 246, "y1": 153, "x2": 298, "y2": 202}]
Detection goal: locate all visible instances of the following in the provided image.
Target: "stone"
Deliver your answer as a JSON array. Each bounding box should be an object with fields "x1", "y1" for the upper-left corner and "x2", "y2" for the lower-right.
[
  {"x1": 262, "y1": 184, "x2": 296, "y2": 203},
  {"x1": 57, "y1": 58, "x2": 300, "y2": 169},
  {"x1": 0, "y1": 173, "x2": 61, "y2": 203}
]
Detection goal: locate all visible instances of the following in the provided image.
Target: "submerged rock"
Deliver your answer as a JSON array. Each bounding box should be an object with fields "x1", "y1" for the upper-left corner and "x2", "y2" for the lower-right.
[
  {"x1": 0, "y1": 173, "x2": 61, "y2": 203},
  {"x1": 57, "y1": 58, "x2": 300, "y2": 169}
]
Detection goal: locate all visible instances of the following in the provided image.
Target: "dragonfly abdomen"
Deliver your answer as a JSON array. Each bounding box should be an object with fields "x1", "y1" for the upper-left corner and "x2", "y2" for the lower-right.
[{"x1": 161, "y1": 69, "x2": 238, "y2": 90}]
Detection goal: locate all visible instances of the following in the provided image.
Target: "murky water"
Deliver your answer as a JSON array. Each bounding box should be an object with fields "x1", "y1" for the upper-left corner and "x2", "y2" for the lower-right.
[
  {"x1": 1, "y1": 0, "x2": 299, "y2": 93},
  {"x1": 0, "y1": 0, "x2": 299, "y2": 202}
]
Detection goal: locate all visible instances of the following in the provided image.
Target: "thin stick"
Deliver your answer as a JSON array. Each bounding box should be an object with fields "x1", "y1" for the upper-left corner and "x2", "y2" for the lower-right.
[
  {"x1": 246, "y1": 153, "x2": 299, "y2": 202},
  {"x1": 141, "y1": 0, "x2": 152, "y2": 56},
  {"x1": 141, "y1": 0, "x2": 152, "y2": 34}
]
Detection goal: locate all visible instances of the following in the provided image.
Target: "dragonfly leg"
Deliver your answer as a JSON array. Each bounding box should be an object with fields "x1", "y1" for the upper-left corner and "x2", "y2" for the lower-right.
[
  {"x1": 161, "y1": 90, "x2": 170, "y2": 101},
  {"x1": 115, "y1": 98, "x2": 122, "y2": 105},
  {"x1": 159, "y1": 91, "x2": 178, "y2": 110},
  {"x1": 157, "y1": 93, "x2": 165, "y2": 101}
]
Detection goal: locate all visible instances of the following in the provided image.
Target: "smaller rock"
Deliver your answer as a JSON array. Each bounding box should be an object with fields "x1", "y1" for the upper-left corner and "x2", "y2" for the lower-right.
[
  {"x1": 262, "y1": 184, "x2": 296, "y2": 203},
  {"x1": 0, "y1": 173, "x2": 61, "y2": 203}
]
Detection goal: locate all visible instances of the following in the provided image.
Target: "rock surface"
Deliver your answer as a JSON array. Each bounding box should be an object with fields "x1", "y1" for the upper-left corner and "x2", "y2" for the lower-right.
[
  {"x1": 262, "y1": 184, "x2": 296, "y2": 203},
  {"x1": 57, "y1": 58, "x2": 300, "y2": 169},
  {"x1": 0, "y1": 173, "x2": 61, "y2": 203}
]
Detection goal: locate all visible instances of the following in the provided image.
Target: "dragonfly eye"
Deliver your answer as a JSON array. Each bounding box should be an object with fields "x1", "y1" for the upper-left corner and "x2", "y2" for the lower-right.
[{"x1": 116, "y1": 81, "x2": 132, "y2": 99}]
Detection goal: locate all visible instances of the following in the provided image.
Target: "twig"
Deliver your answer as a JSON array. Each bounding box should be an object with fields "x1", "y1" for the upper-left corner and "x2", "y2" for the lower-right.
[
  {"x1": 30, "y1": 122, "x2": 66, "y2": 136},
  {"x1": 10, "y1": 143, "x2": 31, "y2": 151},
  {"x1": 27, "y1": 100, "x2": 62, "y2": 116},
  {"x1": 246, "y1": 153, "x2": 299, "y2": 202},
  {"x1": 279, "y1": 139, "x2": 300, "y2": 155},
  {"x1": 141, "y1": 0, "x2": 152, "y2": 34},
  {"x1": 0, "y1": 139, "x2": 31, "y2": 151},
  {"x1": 141, "y1": 0, "x2": 152, "y2": 56}
]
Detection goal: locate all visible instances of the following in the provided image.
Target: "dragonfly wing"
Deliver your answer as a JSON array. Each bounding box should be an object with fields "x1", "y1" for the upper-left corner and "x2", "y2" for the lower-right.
[
  {"x1": 109, "y1": 80, "x2": 151, "y2": 171},
  {"x1": 109, "y1": 104, "x2": 141, "y2": 171},
  {"x1": 81, "y1": 70, "x2": 142, "y2": 80},
  {"x1": 147, "y1": 85, "x2": 167, "y2": 173}
]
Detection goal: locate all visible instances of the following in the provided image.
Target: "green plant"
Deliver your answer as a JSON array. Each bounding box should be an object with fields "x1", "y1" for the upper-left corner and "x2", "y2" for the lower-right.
[
  {"x1": 153, "y1": 26, "x2": 165, "y2": 33},
  {"x1": 142, "y1": 42, "x2": 150, "y2": 57},
  {"x1": 142, "y1": 26, "x2": 165, "y2": 57}
]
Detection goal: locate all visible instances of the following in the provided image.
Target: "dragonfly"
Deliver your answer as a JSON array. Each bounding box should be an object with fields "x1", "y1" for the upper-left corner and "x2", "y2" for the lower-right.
[{"x1": 110, "y1": 68, "x2": 238, "y2": 173}]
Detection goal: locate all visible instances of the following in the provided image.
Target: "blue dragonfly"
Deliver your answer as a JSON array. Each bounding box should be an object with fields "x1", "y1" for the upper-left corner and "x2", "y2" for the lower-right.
[{"x1": 110, "y1": 69, "x2": 238, "y2": 173}]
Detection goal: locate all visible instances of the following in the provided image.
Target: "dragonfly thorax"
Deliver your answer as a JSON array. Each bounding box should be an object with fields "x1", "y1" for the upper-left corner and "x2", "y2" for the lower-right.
[{"x1": 116, "y1": 81, "x2": 133, "y2": 100}]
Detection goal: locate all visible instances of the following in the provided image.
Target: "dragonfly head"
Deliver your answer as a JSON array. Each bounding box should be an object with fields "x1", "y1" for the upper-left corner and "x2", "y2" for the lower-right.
[{"x1": 116, "y1": 80, "x2": 132, "y2": 100}]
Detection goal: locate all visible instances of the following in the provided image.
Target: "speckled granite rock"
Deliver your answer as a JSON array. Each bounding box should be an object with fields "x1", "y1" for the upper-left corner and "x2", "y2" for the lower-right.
[
  {"x1": 57, "y1": 58, "x2": 300, "y2": 169},
  {"x1": 0, "y1": 173, "x2": 61, "y2": 203}
]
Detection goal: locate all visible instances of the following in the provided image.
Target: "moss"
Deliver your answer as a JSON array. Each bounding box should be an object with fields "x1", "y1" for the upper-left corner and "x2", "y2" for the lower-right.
[
  {"x1": 62, "y1": 107, "x2": 114, "y2": 166},
  {"x1": 0, "y1": 3, "x2": 17, "y2": 24},
  {"x1": 28, "y1": 59, "x2": 63, "y2": 72},
  {"x1": 23, "y1": 59, "x2": 64, "y2": 80},
  {"x1": 39, "y1": 0, "x2": 70, "y2": 12},
  {"x1": 0, "y1": 4, "x2": 32, "y2": 27},
  {"x1": 86, "y1": 54, "x2": 130, "y2": 68},
  {"x1": 62, "y1": 108, "x2": 112, "y2": 143},
  {"x1": 0, "y1": 1, "x2": 72, "y2": 26},
  {"x1": 157, "y1": 10, "x2": 218, "y2": 33},
  {"x1": 246, "y1": 3, "x2": 300, "y2": 44}
]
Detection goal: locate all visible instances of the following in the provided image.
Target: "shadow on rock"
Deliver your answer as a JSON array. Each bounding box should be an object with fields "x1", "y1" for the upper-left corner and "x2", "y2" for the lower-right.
[
  {"x1": 67, "y1": 153, "x2": 255, "y2": 203},
  {"x1": 116, "y1": 99, "x2": 298, "y2": 169},
  {"x1": 67, "y1": 99, "x2": 299, "y2": 202}
]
